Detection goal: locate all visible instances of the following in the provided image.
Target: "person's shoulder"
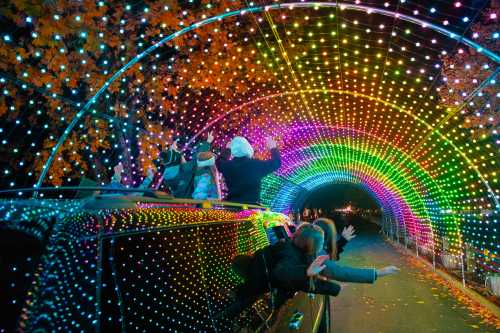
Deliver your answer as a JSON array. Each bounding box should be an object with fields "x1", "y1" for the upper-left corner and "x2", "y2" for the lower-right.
[{"x1": 273, "y1": 240, "x2": 295, "y2": 254}]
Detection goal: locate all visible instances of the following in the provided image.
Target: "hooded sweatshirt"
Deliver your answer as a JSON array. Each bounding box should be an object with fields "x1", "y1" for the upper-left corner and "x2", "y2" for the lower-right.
[{"x1": 217, "y1": 137, "x2": 281, "y2": 204}]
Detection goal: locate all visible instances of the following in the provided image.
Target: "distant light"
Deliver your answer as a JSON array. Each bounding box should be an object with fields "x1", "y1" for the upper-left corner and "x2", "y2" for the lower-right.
[
  {"x1": 3, "y1": 35, "x2": 11, "y2": 42},
  {"x1": 454, "y1": 2, "x2": 461, "y2": 8},
  {"x1": 430, "y1": 7, "x2": 436, "y2": 13},
  {"x1": 462, "y1": 17, "x2": 469, "y2": 23},
  {"x1": 491, "y1": 13, "x2": 497, "y2": 19}
]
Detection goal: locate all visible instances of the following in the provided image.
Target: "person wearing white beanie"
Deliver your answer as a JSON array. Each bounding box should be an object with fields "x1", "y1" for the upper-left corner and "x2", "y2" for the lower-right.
[
  {"x1": 217, "y1": 136, "x2": 281, "y2": 204},
  {"x1": 230, "y1": 136, "x2": 254, "y2": 158}
]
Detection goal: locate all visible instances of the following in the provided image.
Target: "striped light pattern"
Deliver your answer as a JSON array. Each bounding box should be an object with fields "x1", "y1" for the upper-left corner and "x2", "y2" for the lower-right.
[{"x1": 0, "y1": 2, "x2": 497, "y2": 281}]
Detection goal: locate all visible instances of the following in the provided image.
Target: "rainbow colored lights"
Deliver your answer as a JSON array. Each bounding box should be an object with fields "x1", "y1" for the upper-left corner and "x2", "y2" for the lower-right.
[
  {"x1": 17, "y1": 207, "x2": 276, "y2": 331},
  {"x1": 0, "y1": 0, "x2": 498, "y2": 318}
]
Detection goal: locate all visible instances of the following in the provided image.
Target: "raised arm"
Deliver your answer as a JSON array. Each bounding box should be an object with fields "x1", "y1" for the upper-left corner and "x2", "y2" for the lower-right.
[
  {"x1": 336, "y1": 236, "x2": 348, "y2": 260},
  {"x1": 273, "y1": 254, "x2": 341, "y2": 296},
  {"x1": 255, "y1": 137, "x2": 281, "y2": 176},
  {"x1": 137, "y1": 168, "x2": 155, "y2": 189}
]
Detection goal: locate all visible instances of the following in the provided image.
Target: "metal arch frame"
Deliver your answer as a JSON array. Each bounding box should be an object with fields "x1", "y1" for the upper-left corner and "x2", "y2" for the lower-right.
[{"x1": 36, "y1": 2, "x2": 500, "y2": 196}]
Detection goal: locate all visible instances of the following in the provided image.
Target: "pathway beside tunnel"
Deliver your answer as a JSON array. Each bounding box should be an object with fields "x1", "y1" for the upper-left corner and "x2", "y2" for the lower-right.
[{"x1": 330, "y1": 219, "x2": 498, "y2": 333}]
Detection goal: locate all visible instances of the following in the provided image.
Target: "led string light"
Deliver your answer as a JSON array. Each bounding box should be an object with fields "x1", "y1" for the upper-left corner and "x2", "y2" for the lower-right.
[
  {"x1": 19, "y1": 208, "x2": 273, "y2": 331},
  {"x1": 0, "y1": 2, "x2": 497, "y2": 325}
]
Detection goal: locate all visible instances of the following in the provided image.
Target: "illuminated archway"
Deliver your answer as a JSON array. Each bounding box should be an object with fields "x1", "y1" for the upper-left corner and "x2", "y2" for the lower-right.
[{"x1": 1, "y1": 1, "x2": 497, "y2": 280}]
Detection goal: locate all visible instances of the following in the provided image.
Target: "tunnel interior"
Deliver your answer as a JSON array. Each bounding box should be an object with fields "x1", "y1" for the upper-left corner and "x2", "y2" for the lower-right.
[
  {"x1": 300, "y1": 183, "x2": 380, "y2": 210},
  {"x1": 0, "y1": 1, "x2": 498, "y2": 328}
]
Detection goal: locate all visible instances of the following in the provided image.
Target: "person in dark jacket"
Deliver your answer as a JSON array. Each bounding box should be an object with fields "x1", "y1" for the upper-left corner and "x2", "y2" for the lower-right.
[
  {"x1": 217, "y1": 136, "x2": 281, "y2": 204},
  {"x1": 223, "y1": 223, "x2": 400, "y2": 319},
  {"x1": 221, "y1": 223, "x2": 340, "y2": 319},
  {"x1": 271, "y1": 218, "x2": 357, "y2": 304}
]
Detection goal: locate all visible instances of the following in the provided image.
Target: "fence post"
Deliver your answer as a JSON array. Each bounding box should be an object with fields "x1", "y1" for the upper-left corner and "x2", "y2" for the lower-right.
[
  {"x1": 415, "y1": 228, "x2": 419, "y2": 257},
  {"x1": 432, "y1": 239, "x2": 436, "y2": 270},
  {"x1": 404, "y1": 224, "x2": 408, "y2": 248},
  {"x1": 460, "y1": 250, "x2": 466, "y2": 287},
  {"x1": 395, "y1": 220, "x2": 400, "y2": 244}
]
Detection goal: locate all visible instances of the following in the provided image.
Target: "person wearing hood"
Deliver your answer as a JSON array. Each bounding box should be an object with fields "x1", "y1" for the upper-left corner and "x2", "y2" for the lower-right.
[
  {"x1": 192, "y1": 150, "x2": 221, "y2": 200},
  {"x1": 217, "y1": 136, "x2": 281, "y2": 204},
  {"x1": 154, "y1": 133, "x2": 214, "y2": 198}
]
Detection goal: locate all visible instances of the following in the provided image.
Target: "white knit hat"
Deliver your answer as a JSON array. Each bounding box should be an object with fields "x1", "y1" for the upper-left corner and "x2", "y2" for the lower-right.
[{"x1": 230, "y1": 136, "x2": 254, "y2": 158}]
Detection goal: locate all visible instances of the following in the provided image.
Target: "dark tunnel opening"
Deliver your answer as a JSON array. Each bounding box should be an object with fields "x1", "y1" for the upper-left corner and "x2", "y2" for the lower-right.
[{"x1": 299, "y1": 183, "x2": 383, "y2": 236}]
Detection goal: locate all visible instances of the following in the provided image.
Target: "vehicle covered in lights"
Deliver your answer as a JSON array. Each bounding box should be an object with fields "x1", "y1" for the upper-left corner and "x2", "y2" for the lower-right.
[{"x1": 0, "y1": 193, "x2": 330, "y2": 332}]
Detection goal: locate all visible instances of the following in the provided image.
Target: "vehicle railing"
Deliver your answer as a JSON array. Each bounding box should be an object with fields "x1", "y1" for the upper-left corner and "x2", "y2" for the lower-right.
[{"x1": 0, "y1": 186, "x2": 269, "y2": 211}]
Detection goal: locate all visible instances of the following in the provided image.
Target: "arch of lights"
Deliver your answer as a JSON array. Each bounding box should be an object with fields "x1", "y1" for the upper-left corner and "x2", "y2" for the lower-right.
[
  {"x1": 36, "y1": 1, "x2": 499, "y2": 188},
  {"x1": 0, "y1": 1, "x2": 498, "y2": 278}
]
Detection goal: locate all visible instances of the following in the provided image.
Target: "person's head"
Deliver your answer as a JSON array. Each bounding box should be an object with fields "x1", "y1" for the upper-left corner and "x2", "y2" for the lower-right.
[
  {"x1": 313, "y1": 218, "x2": 338, "y2": 260},
  {"x1": 292, "y1": 223, "x2": 324, "y2": 256},
  {"x1": 230, "y1": 136, "x2": 254, "y2": 158},
  {"x1": 161, "y1": 149, "x2": 182, "y2": 167}
]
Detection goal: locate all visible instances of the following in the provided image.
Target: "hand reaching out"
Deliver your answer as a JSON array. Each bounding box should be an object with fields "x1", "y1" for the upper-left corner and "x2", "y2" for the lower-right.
[
  {"x1": 341, "y1": 225, "x2": 356, "y2": 241},
  {"x1": 376, "y1": 266, "x2": 400, "y2": 277},
  {"x1": 265, "y1": 137, "x2": 277, "y2": 150},
  {"x1": 307, "y1": 255, "x2": 329, "y2": 277}
]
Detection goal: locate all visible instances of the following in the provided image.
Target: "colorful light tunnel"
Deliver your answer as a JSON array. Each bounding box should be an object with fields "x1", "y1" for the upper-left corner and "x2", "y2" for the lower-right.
[{"x1": 0, "y1": 0, "x2": 498, "y2": 323}]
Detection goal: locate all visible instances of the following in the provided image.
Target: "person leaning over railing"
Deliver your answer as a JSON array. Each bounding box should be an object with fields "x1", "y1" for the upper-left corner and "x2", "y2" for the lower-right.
[
  {"x1": 272, "y1": 219, "x2": 359, "y2": 305},
  {"x1": 216, "y1": 136, "x2": 281, "y2": 205},
  {"x1": 221, "y1": 223, "x2": 400, "y2": 320},
  {"x1": 219, "y1": 223, "x2": 341, "y2": 320}
]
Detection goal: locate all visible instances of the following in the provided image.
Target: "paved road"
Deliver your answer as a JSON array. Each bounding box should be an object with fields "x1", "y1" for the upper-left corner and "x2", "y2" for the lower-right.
[{"x1": 330, "y1": 219, "x2": 498, "y2": 333}]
